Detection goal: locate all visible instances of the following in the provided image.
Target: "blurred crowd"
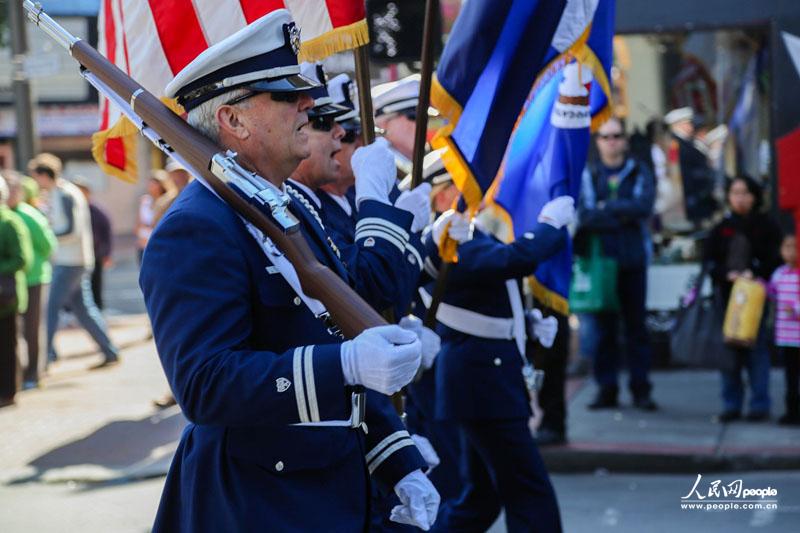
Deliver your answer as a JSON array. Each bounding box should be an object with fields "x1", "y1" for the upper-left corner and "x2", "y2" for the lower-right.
[
  {"x1": 0, "y1": 153, "x2": 118, "y2": 408},
  {"x1": 0, "y1": 151, "x2": 194, "y2": 410},
  {"x1": 564, "y1": 106, "x2": 799, "y2": 443}
]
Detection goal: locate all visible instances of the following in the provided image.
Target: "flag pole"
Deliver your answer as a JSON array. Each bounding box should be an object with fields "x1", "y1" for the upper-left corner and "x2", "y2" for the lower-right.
[
  {"x1": 410, "y1": 0, "x2": 437, "y2": 189},
  {"x1": 410, "y1": 0, "x2": 451, "y2": 331},
  {"x1": 353, "y1": 45, "x2": 376, "y2": 145},
  {"x1": 354, "y1": 43, "x2": 404, "y2": 412}
]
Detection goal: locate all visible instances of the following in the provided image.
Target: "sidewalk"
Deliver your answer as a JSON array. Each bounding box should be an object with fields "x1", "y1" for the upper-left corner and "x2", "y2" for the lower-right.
[
  {"x1": 0, "y1": 317, "x2": 183, "y2": 485},
  {"x1": 542, "y1": 370, "x2": 800, "y2": 473}
]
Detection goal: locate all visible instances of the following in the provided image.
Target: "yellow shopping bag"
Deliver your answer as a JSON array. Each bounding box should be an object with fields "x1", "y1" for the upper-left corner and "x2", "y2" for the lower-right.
[{"x1": 723, "y1": 277, "x2": 766, "y2": 348}]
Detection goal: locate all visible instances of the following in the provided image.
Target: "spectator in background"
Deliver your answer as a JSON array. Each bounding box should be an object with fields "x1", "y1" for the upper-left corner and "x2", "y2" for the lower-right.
[
  {"x1": 576, "y1": 117, "x2": 657, "y2": 411},
  {"x1": 769, "y1": 233, "x2": 800, "y2": 426},
  {"x1": 20, "y1": 174, "x2": 40, "y2": 209},
  {"x1": 74, "y1": 177, "x2": 113, "y2": 309},
  {"x1": 136, "y1": 170, "x2": 172, "y2": 264},
  {"x1": 28, "y1": 153, "x2": 120, "y2": 369},
  {"x1": 0, "y1": 174, "x2": 33, "y2": 407},
  {"x1": 664, "y1": 107, "x2": 717, "y2": 228},
  {"x1": 152, "y1": 158, "x2": 191, "y2": 226},
  {"x1": 5, "y1": 171, "x2": 57, "y2": 390},
  {"x1": 705, "y1": 176, "x2": 781, "y2": 422}
]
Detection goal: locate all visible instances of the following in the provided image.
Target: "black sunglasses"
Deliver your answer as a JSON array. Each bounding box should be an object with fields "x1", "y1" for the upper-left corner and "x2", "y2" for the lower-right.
[
  {"x1": 223, "y1": 91, "x2": 303, "y2": 106},
  {"x1": 598, "y1": 133, "x2": 625, "y2": 140},
  {"x1": 310, "y1": 114, "x2": 338, "y2": 132},
  {"x1": 341, "y1": 128, "x2": 361, "y2": 144}
]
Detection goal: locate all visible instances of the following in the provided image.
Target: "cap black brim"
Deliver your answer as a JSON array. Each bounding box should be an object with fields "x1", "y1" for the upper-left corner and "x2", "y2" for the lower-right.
[{"x1": 308, "y1": 102, "x2": 351, "y2": 118}]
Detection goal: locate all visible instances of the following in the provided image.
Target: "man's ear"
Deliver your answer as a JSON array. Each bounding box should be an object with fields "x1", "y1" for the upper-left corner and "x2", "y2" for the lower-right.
[{"x1": 216, "y1": 105, "x2": 250, "y2": 141}]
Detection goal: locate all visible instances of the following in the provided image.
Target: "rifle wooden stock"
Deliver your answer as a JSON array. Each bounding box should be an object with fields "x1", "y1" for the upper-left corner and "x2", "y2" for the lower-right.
[{"x1": 69, "y1": 40, "x2": 387, "y2": 339}]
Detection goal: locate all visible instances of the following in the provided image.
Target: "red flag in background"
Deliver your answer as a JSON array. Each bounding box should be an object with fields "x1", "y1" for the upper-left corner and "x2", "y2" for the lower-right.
[{"x1": 95, "y1": 0, "x2": 368, "y2": 183}]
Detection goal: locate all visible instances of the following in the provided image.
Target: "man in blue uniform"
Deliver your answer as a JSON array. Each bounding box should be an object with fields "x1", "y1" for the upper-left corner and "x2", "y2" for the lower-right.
[
  {"x1": 285, "y1": 63, "x2": 430, "y2": 313},
  {"x1": 425, "y1": 193, "x2": 574, "y2": 533},
  {"x1": 139, "y1": 11, "x2": 439, "y2": 532},
  {"x1": 319, "y1": 73, "x2": 361, "y2": 244},
  {"x1": 372, "y1": 75, "x2": 437, "y2": 177}
]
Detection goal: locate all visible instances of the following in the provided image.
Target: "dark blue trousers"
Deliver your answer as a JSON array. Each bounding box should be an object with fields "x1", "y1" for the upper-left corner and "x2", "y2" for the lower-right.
[
  {"x1": 433, "y1": 418, "x2": 562, "y2": 533},
  {"x1": 583, "y1": 265, "x2": 652, "y2": 396}
]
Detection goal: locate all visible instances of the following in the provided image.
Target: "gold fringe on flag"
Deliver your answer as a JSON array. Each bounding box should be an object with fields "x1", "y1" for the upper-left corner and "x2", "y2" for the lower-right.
[
  {"x1": 298, "y1": 19, "x2": 370, "y2": 62},
  {"x1": 91, "y1": 97, "x2": 185, "y2": 183},
  {"x1": 527, "y1": 276, "x2": 570, "y2": 316},
  {"x1": 430, "y1": 74, "x2": 463, "y2": 125}
]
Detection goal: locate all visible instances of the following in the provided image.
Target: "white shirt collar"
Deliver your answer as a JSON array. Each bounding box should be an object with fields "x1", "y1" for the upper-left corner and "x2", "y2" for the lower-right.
[{"x1": 323, "y1": 190, "x2": 352, "y2": 216}]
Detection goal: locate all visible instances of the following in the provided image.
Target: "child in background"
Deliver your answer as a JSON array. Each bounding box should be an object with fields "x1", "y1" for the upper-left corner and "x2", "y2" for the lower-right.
[{"x1": 769, "y1": 234, "x2": 800, "y2": 425}]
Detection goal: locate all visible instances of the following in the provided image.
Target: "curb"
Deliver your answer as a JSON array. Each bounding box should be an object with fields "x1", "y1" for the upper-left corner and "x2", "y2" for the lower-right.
[{"x1": 540, "y1": 445, "x2": 800, "y2": 474}]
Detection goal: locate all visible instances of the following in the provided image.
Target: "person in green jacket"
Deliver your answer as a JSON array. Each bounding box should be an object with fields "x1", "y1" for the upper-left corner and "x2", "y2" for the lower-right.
[
  {"x1": 0, "y1": 174, "x2": 33, "y2": 407},
  {"x1": 6, "y1": 171, "x2": 57, "y2": 389}
]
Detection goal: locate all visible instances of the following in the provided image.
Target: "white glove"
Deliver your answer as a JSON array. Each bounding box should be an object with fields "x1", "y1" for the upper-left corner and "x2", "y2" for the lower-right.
[
  {"x1": 431, "y1": 209, "x2": 472, "y2": 246},
  {"x1": 395, "y1": 183, "x2": 432, "y2": 233},
  {"x1": 340, "y1": 325, "x2": 421, "y2": 395},
  {"x1": 411, "y1": 434, "x2": 440, "y2": 470},
  {"x1": 537, "y1": 196, "x2": 575, "y2": 229},
  {"x1": 528, "y1": 309, "x2": 558, "y2": 349},
  {"x1": 390, "y1": 469, "x2": 441, "y2": 531},
  {"x1": 399, "y1": 315, "x2": 441, "y2": 370},
  {"x1": 352, "y1": 138, "x2": 397, "y2": 206}
]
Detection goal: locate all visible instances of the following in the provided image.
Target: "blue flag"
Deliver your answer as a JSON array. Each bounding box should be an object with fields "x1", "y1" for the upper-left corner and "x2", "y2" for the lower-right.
[
  {"x1": 487, "y1": 0, "x2": 615, "y2": 314},
  {"x1": 430, "y1": 0, "x2": 570, "y2": 213}
]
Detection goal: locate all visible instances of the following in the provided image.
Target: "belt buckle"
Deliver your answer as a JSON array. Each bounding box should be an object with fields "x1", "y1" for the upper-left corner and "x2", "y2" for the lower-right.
[
  {"x1": 349, "y1": 390, "x2": 366, "y2": 430},
  {"x1": 522, "y1": 363, "x2": 545, "y2": 392}
]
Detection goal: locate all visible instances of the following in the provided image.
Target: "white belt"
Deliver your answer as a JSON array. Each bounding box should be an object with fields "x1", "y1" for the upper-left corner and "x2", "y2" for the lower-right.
[{"x1": 419, "y1": 288, "x2": 514, "y2": 341}]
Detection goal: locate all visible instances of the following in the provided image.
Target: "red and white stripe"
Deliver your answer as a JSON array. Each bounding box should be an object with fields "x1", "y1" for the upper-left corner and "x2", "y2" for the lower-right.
[
  {"x1": 95, "y1": 0, "x2": 365, "y2": 175},
  {"x1": 98, "y1": 0, "x2": 364, "y2": 105}
]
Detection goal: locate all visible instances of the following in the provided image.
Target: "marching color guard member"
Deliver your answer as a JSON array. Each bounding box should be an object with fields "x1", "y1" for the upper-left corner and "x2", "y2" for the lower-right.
[
  {"x1": 139, "y1": 11, "x2": 440, "y2": 532},
  {"x1": 425, "y1": 195, "x2": 574, "y2": 533}
]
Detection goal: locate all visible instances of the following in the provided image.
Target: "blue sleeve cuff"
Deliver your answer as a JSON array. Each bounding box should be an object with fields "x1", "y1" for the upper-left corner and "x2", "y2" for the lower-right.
[
  {"x1": 354, "y1": 201, "x2": 413, "y2": 255},
  {"x1": 364, "y1": 392, "x2": 427, "y2": 492}
]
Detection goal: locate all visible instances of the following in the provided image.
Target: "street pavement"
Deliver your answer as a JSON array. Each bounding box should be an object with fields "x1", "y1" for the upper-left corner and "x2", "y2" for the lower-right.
[
  {"x1": 543, "y1": 370, "x2": 800, "y2": 473},
  {"x1": 1, "y1": 241, "x2": 799, "y2": 531}
]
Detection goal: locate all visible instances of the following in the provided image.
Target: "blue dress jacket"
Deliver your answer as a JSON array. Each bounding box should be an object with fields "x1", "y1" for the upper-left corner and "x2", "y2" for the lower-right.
[
  {"x1": 423, "y1": 222, "x2": 566, "y2": 421},
  {"x1": 140, "y1": 180, "x2": 424, "y2": 532},
  {"x1": 290, "y1": 184, "x2": 425, "y2": 314}
]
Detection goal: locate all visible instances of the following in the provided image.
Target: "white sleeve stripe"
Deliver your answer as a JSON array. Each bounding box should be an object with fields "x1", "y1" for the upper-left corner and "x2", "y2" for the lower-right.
[
  {"x1": 293, "y1": 347, "x2": 310, "y2": 423},
  {"x1": 356, "y1": 219, "x2": 410, "y2": 240},
  {"x1": 355, "y1": 224, "x2": 409, "y2": 247},
  {"x1": 367, "y1": 439, "x2": 416, "y2": 475},
  {"x1": 406, "y1": 243, "x2": 423, "y2": 272},
  {"x1": 357, "y1": 217, "x2": 410, "y2": 241},
  {"x1": 355, "y1": 229, "x2": 405, "y2": 253},
  {"x1": 365, "y1": 430, "x2": 411, "y2": 463},
  {"x1": 303, "y1": 345, "x2": 320, "y2": 422}
]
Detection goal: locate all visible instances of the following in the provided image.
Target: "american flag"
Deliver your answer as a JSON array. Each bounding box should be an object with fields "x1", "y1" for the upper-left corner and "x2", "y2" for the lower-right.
[{"x1": 95, "y1": 0, "x2": 368, "y2": 182}]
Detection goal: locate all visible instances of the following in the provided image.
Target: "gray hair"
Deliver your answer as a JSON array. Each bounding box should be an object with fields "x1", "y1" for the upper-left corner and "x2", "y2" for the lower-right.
[
  {"x1": 187, "y1": 88, "x2": 252, "y2": 143},
  {"x1": 0, "y1": 174, "x2": 8, "y2": 205}
]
